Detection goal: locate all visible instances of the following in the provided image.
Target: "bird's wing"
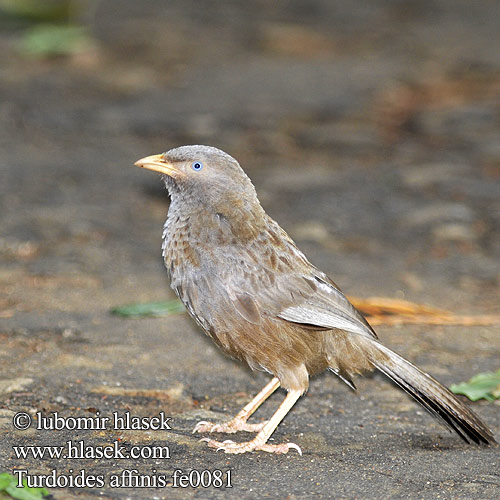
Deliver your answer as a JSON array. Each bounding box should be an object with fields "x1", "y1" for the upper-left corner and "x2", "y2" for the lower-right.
[
  {"x1": 221, "y1": 218, "x2": 377, "y2": 340},
  {"x1": 276, "y1": 270, "x2": 377, "y2": 339}
]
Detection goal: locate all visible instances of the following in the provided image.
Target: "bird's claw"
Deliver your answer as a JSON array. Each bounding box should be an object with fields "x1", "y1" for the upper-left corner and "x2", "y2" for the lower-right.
[
  {"x1": 192, "y1": 421, "x2": 211, "y2": 433},
  {"x1": 199, "y1": 437, "x2": 235, "y2": 452},
  {"x1": 199, "y1": 437, "x2": 302, "y2": 455},
  {"x1": 217, "y1": 439, "x2": 235, "y2": 452},
  {"x1": 286, "y1": 443, "x2": 303, "y2": 456}
]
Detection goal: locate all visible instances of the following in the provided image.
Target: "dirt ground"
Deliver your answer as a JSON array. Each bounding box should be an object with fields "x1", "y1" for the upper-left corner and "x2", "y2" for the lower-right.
[{"x1": 1, "y1": 1, "x2": 499, "y2": 498}]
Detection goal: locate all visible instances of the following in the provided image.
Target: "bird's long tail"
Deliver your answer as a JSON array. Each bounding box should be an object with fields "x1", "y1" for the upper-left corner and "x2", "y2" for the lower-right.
[{"x1": 365, "y1": 340, "x2": 496, "y2": 445}]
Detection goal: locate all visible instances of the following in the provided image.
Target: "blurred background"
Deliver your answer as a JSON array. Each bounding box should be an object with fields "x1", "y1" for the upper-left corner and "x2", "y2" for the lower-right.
[
  {"x1": 2, "y1": 0, "x2": 499, "y2": 297},
  {"x1": 1, "y1": 1, "x2": 499, "y2": 498}
]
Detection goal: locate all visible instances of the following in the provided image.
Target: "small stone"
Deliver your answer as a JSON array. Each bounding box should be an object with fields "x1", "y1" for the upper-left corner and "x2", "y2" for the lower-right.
[
  {"x1": 0, "y1": 377, "x2": 34, "y2": 395},
  {"x1": 402, "y1": 203, "x2": 475, "y2": 227},
  {"x1": 401, "y1": 163, "x2": 466, "y2": 188},
  {"x1": 432, "y1": 223, "x2": 477, "y2": 242}
]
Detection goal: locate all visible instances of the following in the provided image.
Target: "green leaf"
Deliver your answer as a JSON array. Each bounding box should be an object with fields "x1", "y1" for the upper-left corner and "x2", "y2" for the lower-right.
[
  {"x1": 0, "y1": 472, "x2": 50, "y2": 499},
  {"x1": 450, "y1": 370, "x2": 500, "y2": 402},
  {"x1": 0, "y1": 0, "x2": 73, "y2": 23},
  {"x1": 110, "y1": 300, "x2": 186, "y2": 318},
  {"x1": 0, "y1": 473, "x2": 12, "y2": 490},
  {"x1": 17, "y1": 24, "x2": 93, "y2": 57}
]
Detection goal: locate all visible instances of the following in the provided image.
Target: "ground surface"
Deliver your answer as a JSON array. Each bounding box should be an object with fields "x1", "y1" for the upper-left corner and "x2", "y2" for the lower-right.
[{"x1": 0, "y1": 1, "x2": 499, "y2": 499}]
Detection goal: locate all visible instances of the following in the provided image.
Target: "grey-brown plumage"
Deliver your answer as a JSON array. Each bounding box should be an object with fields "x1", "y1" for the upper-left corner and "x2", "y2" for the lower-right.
[{"x1": 135, "y1": 145, "x2": 495, "y2": 454}]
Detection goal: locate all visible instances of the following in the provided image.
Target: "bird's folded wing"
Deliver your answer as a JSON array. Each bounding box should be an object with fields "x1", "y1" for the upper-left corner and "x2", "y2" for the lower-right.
[
  {"x1": 219, "y1": 218, "x2": 377, "y2": 339},
  {"x1": 277, "y1": 273, "x2": 378, "y2": 339},
  {"x1": 279, "y1": 303, "x2": 370, "y2": 336}
]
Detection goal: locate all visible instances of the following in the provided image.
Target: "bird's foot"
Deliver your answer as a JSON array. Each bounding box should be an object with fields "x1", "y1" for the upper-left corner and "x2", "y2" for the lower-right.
[
  {"x1": 199, "y1": 437, "x2": 302, "y2": 455},
  {"x1": 193, "y1": 417, "x2": 268, "y2": 434}
]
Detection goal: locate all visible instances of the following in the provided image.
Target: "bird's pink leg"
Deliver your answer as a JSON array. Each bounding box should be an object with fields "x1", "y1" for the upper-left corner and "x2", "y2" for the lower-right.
[
  {"x1": 200, "y1": 389, "x2": 302, "y2": 454},
  {"x1": 193, "y1": 377, "x2": 280, "y2": 434}
]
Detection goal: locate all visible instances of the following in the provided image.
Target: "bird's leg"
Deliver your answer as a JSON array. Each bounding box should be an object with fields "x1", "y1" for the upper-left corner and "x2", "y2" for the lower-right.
[
  {"x1": 200, "y1": 389, "x2": 302, "y2": 454},
  {"x1": 193, "y1": 377, "x2": 280, "y2": 434}
]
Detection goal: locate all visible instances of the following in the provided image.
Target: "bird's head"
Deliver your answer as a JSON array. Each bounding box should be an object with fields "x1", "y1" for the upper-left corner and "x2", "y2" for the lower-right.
[{"x1": 135, "y1": 145, "x2": 262, "y2": 217}]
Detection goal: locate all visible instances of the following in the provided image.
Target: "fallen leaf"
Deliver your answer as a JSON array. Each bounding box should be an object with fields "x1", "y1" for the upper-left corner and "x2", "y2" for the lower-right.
[
  {"x1": 0, "y1": 471, "x2": 50, "y2": 499},
  {"x1": 450, "y1": 370, "x2": 500, "y2": 402},
  {"x1": 18, "y1": 24, "x2": 94, "y2": 58},
  {"x1": 110, "y1": 300, "x2": 185, "y2": 318}
]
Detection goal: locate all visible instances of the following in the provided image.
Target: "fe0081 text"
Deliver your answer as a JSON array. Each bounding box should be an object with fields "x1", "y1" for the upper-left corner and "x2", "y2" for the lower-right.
[{"x1": 171, "y1": 469, "x2": 232, "y2": 488}]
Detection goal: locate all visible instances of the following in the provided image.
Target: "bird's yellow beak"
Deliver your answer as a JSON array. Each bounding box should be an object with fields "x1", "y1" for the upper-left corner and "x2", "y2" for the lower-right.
[{"x1": 134, "y1": 154, "x2": 184, "y2": 178}]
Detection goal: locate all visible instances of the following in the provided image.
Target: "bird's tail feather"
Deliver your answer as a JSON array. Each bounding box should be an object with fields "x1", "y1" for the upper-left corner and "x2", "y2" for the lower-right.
[{"x1": 365, "y1": 340, "x2": 496, "y2": 445}]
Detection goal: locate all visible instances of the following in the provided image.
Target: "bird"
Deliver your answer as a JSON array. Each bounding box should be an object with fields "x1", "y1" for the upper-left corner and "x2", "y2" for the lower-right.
[{"x1": 134, "y1": 145, "x2": 496, "y2": 454}]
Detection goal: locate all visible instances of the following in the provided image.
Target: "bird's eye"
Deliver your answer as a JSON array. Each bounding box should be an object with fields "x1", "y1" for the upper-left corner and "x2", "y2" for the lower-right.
[{"x1": 191, "y1": 161, "x2": 203, "y2": 171}]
